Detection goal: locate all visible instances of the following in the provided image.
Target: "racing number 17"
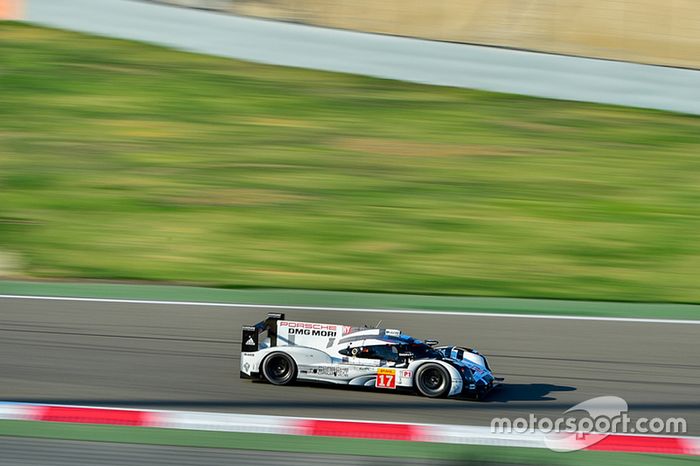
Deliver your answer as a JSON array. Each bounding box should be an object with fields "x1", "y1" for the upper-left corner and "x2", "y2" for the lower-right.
[{"x1": 376, "y1": 368, "x2": 397, "y2": 389}]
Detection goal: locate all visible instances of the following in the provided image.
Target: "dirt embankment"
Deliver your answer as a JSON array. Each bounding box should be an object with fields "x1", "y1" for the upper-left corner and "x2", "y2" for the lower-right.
[{"x1": 160, "y1": 0, "x2": 700, "y2": 69}]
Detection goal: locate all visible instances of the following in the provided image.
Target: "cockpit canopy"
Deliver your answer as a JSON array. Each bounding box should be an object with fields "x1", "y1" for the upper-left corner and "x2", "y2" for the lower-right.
[{"x1": 339, "y1": 334, "x2": 441, "y2": 362}]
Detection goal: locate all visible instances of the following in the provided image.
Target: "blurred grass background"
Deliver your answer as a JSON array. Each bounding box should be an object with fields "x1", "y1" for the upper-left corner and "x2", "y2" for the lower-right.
[{"x1": 2, "y1": 23, "x2": 700, "y2": 302}]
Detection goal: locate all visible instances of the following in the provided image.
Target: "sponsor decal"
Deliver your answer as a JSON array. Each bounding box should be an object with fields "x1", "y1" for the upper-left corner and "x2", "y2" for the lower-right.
[
  {"x1": 385, "y1": 329, "x2": 401, "y2": 337},
  {"x1": 314, "y1": 366, "x2": 349, "y2": 377},
  {"x1": 245, "y1": 336, "x2": 256, "y2": 346},
  {"x1": 376, "y1": 368, "x2": 397, "y2": 389},
  {"x1": 401, "y1": 370, "x2": 412, "y2": 379},
  {"x1": 280, "y1": 321, "x2": 338, "y2": 337},
  {"x1": 279, "y1": 321, "x2": 338, "y2": 330},
  {"x1": 288, "y1": 328, "x2": 337, "y2": 337}
]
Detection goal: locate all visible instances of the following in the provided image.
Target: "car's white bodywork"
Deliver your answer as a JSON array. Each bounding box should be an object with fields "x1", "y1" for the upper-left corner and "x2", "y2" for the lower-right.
[{"x1": 240, "y1": 314, "x2": 500, "y2": 398}]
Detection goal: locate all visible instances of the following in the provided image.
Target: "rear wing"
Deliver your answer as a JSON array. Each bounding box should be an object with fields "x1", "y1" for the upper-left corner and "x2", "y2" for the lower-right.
[{"x1": 241, "y1": 313, "x2": 285, "y2": 352}]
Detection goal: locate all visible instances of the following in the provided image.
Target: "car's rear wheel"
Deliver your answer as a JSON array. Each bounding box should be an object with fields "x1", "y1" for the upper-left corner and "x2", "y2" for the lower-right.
[
  {"x1": 261, "y1": 352, "x2": 297, "y2": 385},
  {"x1": 414, "y1": 363, "x2": 450, "y2": 398}
]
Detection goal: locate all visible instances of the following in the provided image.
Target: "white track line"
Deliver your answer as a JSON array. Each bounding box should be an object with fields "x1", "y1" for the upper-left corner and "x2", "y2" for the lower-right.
[{"x1": 1, "y1": 294, "x2": 698, "y2": 325}]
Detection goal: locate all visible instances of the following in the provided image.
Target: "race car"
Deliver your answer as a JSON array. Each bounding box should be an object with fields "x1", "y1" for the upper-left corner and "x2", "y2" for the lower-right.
[{"x1": 240, "y1": 313, "x2": 502, "y2": 399}]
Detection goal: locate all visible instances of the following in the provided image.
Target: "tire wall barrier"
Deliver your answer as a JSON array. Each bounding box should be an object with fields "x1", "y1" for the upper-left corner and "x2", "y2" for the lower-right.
[{"x1": 156, "y1": 0, "x2": 700, "y2": 69}]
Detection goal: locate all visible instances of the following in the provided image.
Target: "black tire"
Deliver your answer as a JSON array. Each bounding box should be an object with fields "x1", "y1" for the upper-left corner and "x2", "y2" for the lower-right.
[
  {"x1": 414, "y1": 363, "x2": 451, "y2": 398},
  {"x1": 261, "y1": 352, "x2": 297, "y2": 385}
]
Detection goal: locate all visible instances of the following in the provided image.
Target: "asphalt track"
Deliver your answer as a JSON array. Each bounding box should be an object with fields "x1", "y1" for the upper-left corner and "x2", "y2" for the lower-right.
[{"x1": 1, "y1": 297, "x2": 699, "y2": 435}]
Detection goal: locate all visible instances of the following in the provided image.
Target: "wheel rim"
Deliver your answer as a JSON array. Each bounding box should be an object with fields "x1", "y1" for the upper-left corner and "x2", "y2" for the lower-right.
[
  {"x1": 269, "y1": 356, "x2": 290, "y2": 379},
  {"x1": 419, "y1": 366, "x2": 446, "y2": 395}
]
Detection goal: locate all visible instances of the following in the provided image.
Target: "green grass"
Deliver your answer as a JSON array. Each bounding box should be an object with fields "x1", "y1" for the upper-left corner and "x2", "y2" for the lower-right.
[
  {"x1": 0, "y1": 420, "x2": 694, "y2": 466},
  {"x1": 2, "y1": 23, "x2": 700, "y2": 304}
]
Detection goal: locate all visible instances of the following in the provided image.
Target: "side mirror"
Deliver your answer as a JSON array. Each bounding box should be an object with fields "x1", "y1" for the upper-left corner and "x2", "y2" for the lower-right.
[{"x1": 425, "y1": 339, "x2": 439, "y2": 346}]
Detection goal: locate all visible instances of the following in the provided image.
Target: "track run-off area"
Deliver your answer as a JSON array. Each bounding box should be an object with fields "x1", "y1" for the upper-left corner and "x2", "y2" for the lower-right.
[
  {"x1": 0, "y1": 296, "x2": 698, "y2": 434},
  {"x1": 24, "y1": 0, "x2": 700, "y2": 115}
]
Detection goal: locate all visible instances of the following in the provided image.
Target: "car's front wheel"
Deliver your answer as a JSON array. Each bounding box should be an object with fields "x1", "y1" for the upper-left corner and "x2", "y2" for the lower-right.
[
  {"x1": 261, "y1": 352, "x2": 297, "y2": 385},
  {"x1": 414, "y1": 363, "x2": 451, "y2": 398}
]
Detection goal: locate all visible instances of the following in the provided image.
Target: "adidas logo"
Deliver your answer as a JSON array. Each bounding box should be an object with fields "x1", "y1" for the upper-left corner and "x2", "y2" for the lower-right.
[{"x1": 245, "y1": 337, "x2": 256, "y2": 346}]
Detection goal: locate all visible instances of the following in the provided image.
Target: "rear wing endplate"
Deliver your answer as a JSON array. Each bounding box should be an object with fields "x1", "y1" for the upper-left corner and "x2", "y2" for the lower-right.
[{"x1": 241, "y1": 313, "x2": 285, "y2": 352}]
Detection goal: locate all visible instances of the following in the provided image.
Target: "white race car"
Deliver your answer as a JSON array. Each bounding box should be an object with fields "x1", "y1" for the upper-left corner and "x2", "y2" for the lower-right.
[{"x1": 240, "y1": 313, "x2": 502, "y2": 399}]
